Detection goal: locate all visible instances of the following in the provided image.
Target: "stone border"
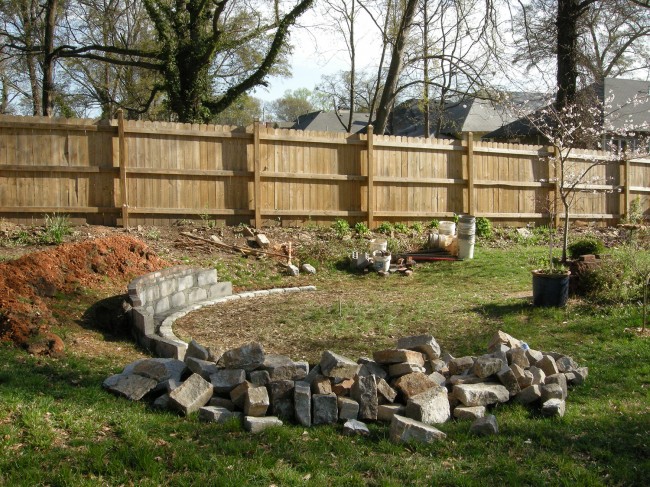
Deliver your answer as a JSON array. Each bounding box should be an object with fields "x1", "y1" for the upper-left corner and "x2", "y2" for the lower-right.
[{"x1": 127, "y1": 265, "x2": 315, "y2": 360}]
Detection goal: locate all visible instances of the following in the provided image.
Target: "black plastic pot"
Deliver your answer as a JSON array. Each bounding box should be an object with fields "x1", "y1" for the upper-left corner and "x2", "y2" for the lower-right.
[{"x1": 532, "y1": 270, "x2": 571, "y2": 307}]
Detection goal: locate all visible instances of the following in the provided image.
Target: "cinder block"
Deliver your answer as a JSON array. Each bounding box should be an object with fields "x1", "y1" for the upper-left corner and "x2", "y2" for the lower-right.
[
  {"x1": 154, "y1": 297, "x2": 170, "y2": 314},
  {"x1": 171, "y1": 291, "x2": 187, "y2": 308},
  {"x1": 197, "y1": 269, "x2": 218, "y2": 286},
  {"x1": 188, "y1": 288, "x2": 208, "y2": 304},
  {"x1": 209, "y1": 282, "x2": 233, "y2": 299}
]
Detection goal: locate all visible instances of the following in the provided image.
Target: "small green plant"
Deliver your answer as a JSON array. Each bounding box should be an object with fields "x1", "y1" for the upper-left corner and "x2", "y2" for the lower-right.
[
  {"x1": 332, "y1": 219, "x2": 350, "y2": 237},
  {"x1": 15, "y1": 230, "x2": 34, "y2": 245},
  {"x1": 475, "y1": 217, "x2": 493, "y2": 239},
  {"x1": 453, "y1": 213, "x2": 459, "y2": 224},
  {"x1": 199, "y1": 210, "x2": 216, "y2": 228},
  {"x1": 393, "y1": 222, "x2": 409, "y2": 234},
  {"x1": 581, "y1": 248, "x2": 650, "y2": 304},
  {"x1": 567, "y1": 237, "x2": 605, "y2": 259},
  {"x1": 376, "y1": 222, "x2": 394, "y2": 235},
  {"x1": 354, "y1": 222, "x2": 370, "y2": 236},
  {"x1": 40, "y1": 213, "x2": 72, "y2": 244},
  {"x1": 428, "y1": 219, "x2": 439, "y2": 229},
  {"x1": 145, "y1": 227, "x2": 161, "y2": 240},
  {"x1": 410, "y1": 222, "x2": 424, "y2": 234},
  {"x1": 624, "y1": 196, "x2": 644, "y2": 224}
]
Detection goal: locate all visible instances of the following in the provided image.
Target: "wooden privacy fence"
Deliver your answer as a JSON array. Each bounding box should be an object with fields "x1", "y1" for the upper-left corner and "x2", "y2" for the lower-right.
[{"x1": 0, "y1": 113, "x2": 648, "y2": 228}]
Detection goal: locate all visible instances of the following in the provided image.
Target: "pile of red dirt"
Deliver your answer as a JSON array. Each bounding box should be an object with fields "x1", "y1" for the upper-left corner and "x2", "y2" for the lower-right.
[{"x1": 0, "y1": 235, "x2": 169, "y2": 355}]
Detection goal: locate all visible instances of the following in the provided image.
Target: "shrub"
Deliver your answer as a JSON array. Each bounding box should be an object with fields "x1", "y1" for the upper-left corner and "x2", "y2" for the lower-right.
[
  {"x1": 377, "y1": 222, "x2": 393, "y2": 235},
  {"x1": 428, "y1": 219, "x2": 439, "y2": 229},
  {"x1": 410, "y1": 222, "x2": 424, "y2": 234},
  {"x1": 581, "y1": 248, "x2": 650, "y2": 304},
  {"x1": 568, "y1": 238, "x2": 605, "y2": 259},
  {"x1": 475, "y1": 217, "x2": 493, "y2": 239},
  {"x1": 354, "y1": 222, "x2": 370, "y2": 236},
  {"x1": 332, "y1": 219, "x2": 350, "y2": 237},
  {"x1": 393, "y1": 222, "x2": 409, "y2": 234},
  {"x1": 40, "y1": 213, "x2": 72, "y2": 244}
]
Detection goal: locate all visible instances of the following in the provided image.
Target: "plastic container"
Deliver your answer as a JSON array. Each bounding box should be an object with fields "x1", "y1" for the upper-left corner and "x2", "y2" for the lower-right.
[
  {"x1": 439, "y1": 221, "x2": 456, "y2": 236},
  {"x1": 372, "y1": 250, "x2": 391, "y2": 272},
  {"x1": 369, "y1": 238, "x2": 388, "y2": 253},
  {"x1": 457, "y1": 215, "x2": 476, "y2": 260}
]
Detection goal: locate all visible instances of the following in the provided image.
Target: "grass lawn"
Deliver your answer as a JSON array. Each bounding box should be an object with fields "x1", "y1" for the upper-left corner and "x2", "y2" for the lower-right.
[{"x1": 0, "y1": 242, "x2": 649, "y2": 486}]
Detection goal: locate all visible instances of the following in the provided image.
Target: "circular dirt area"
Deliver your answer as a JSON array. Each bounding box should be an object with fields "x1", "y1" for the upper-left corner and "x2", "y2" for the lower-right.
[{"x1": 173, "y1": 286, "x2": 438, "y2": 364}]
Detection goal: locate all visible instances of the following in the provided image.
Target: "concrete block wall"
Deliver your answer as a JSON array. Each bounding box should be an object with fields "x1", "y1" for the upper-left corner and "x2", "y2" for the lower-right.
[{"x1": 127, "y1": 266, "x2": 233, "y2": 359}]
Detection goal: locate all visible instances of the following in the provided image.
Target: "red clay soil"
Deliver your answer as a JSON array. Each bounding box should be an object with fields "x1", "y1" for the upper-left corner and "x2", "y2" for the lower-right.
[{"x1": 0, "y1": 235, "x2": 168, "y2": 355}]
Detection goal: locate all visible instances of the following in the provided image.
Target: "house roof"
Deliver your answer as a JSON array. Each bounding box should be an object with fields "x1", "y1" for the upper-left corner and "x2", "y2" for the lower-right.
[
  {"x1": 292, "y1": 110, "x2": 371, "y2": 134},
  {"x1": 391, "y1": 93, "x2": 545, "y2": 138},
  {"x1": 484, "y1": 78, "x2": 650, "y2": 140}
]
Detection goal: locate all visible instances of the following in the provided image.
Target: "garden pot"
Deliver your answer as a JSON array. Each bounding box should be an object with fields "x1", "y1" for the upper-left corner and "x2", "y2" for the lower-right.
[{"x1": 532, "y1": 269, "x2": 571, "y2": 307}]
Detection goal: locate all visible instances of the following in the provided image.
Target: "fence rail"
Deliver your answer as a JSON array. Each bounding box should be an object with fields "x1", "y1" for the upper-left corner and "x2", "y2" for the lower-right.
[{"x1": 0, "y1": 113, "x2": 647, "y2": 228}]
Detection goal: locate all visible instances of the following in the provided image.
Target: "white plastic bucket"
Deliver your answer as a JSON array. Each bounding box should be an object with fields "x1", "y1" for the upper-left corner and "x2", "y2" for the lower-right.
[
  {"x1": 439, "y1": 221, "x2": 456, "y2": 236},
  {"x1": 457, "y1": 215, "x2": 476, "y2": 260},
  {"x1": 372, "y1": 250, "x2": 391, "y2": 272},
  {"x1": 369, "y1": 238, "x2": 388, "y2": 253}
]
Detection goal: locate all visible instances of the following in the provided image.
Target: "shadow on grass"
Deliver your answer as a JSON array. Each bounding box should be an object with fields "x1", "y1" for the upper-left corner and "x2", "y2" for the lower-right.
[{"x1": 77, "y1": 293, "x2": 133, "y2": 342}]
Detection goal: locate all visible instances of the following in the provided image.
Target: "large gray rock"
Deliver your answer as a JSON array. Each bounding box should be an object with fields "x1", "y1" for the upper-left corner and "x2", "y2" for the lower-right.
[
  {"x1": 186, "y1": 339, "x2": 210, "y2": 361},
  {"x1": 378, "y1": 404, "x2": 405, "y2": 422},
  {"x1": 448, "y1": 356, "x2": 475, "y2": 376},
  {"x1": 210, "y1": 369, "x2": 246, "y2": 393},
  {"x1": 244, "y1": 416, "x2": 283, "y2": 433},
  {"x1": 470, "y1": 414, "x2": 498, "y2": 436},
  {"x1": 268, "y1": 380, "x2": 295, "y2": 421},
  {"x1": 351, "y1": 374, "x2": 378, "y2": 420},
  {"x1": 525, "y1": 348, "x2": 543, "y2": 364},
  {"x1": 169, "y1": 373, "x2": 213, "y2": 415},
  {"x1": 209, "y1": 397, "x2": 235, "y2": 411},
  {"x1": 131, "y1": 358, "x2": 187, "y2": 383},
  {"x1": 453, "y1": 383, "x2": 510, "y2": 407},
  {"x1": 555, "y1": 355, "x2": 578, "y2": 373},
  {"x1": 571, "y1": 367, "x2": 589, "y2": 386},
  {"x1": 357, "y1": 358, "x2": 388, "y2": 380},
  {"x1": 312, "y1": 394, "x2": 338, "y2": 425},
  {"x1": 294, "y1": 381, "x2": 312, "y2": 427},
  {"x1": 218, "y1": 342, "x2": 265, "y2": 371},
  {"x1": 497, "y1": 366, "x2": 521, "y2": 397},
  {"x1": 405, "y1": 385, "x2": 450, "y2": 424},
  {"x1": 377, "y1": 378, "x2": 397, "y2": 403},
  {"x1": 473, "y1": 357, "x2": 504, "y2": 379},
  {"x1": 545, "y1": 373, "x2": 568, "y2": 399},
  {"x1": 320, "y1": 350, "x2": 361, "y2": 379},
  {"x1": 338, "y1": 397, "x2": 359, "y2": 420},
  {"x1": 244, "y1": 386, "x2": 270, "y2": 417},
  {"x1": 529, "y1": 366, "x2": 546, "y2": 386},
  {"x1": 537, "y1": 355, "x2": 559, "y2": 376},
  {"x1": 487, "y1": 330, "x2": 522, "y2": 352},
  {"x1": 343, "y1": 419, "x2": 370, "y2": 436},
  {"x1": 230, "y1": 381, "x2": 253, "y2": 408},
  {"x1": 199, "y1": 406, "x2": 242, "y2": 424},
  {"x1": 541, "y1": 383, "x2": 565, "y2": 402},
  {"x1": 249, "y1": 370, "x2": 270, "y2": 386},
  {"x1": 103, "y1": 373, "x2": 158, "y2": 401},
  {"x1": 453, "y1": 406, "x2": 486, "y2": 420},
  {"x1": 394, "y1": 372, "x2": 438, "y2": 400},
  {"x1": 507, "y1": 348, "x2": 530, "y2": 368},
  {"x1": 515, "y1": 384, "x2": 542, "y2": 404},
  {"x1": 311, "y1": 375, "x2": 333, "y2": 395},
  {"x1": 397, "y1": 335, "x2": 441, "y2": 361},
  {"x1": 373, "y1": 349, "x2": 425, "y2": 366},
  {"x1": 448, "y1": 374, "x2": 486, "y2": 386},
  {"x1": 388, "y1": 362, "x2": 425, "y2": 378},
  {"x1": 389, "y1": 415, "x2": 446, "y2": 444},
  {"x1": 541, "y1": 398, "x2": 566, "y2": 417},
  {"x1": 185, "y1": 357, "x2": 219, "y2": 380},
  {"x1": 262, "y1": 354, "x2": 307, "y2": 381}
]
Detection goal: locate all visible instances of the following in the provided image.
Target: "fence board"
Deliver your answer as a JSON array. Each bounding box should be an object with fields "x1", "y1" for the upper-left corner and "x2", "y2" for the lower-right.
[{"x1": 0, "y1": 114, "x2": 648, "y2": 228}]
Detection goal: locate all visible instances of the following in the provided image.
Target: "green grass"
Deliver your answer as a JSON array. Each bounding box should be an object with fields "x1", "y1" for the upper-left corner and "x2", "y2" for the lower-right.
[{"x1": 1, "y1": 244, "x2": 649, "y2": 485}]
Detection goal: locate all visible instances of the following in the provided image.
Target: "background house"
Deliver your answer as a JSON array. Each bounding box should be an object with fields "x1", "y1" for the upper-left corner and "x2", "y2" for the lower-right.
[
  {"x1": 484, "y1": 78, "x2": 650, "y2": 147},
  {"x1": 291, "y1": 110, "x2": 371, "y2": 134}
]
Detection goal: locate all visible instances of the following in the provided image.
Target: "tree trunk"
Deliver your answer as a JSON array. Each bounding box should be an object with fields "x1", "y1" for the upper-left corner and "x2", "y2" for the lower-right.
[
  {"x1": 373, "y1": 0, "x2": 419, "y2": 134},
  {"x1": 423, "y1": 0, "x2": 430, "y2": 137},
  {"x1": 556, "y1": 0, "x2": 593, "y2": 109},
  {"x1": 41, "y1": 0, "x2": 59, "y2": 117}
]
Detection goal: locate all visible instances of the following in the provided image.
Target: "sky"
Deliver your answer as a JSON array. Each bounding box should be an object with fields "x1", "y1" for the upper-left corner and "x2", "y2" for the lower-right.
[{"x1": 253, "y1": 7, "x2": 384, "y2": 103}]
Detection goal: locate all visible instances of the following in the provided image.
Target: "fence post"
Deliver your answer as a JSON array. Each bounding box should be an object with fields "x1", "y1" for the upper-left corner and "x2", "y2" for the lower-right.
[
  {"x1": 367, "y1": 125, "x2": 375, "y2": 229},
  {"x1": 623, "y1": 158, "x2": 630, "y2": 220},
  {"x1": 117, "y1": 109, "x2": 129, "y2": 229},
  {"x1": 466, "y1": 132, "x2": 475, "y2": 215},
  {"x1": 253, "y1": 120, "x2": 262, "y2": 229}
]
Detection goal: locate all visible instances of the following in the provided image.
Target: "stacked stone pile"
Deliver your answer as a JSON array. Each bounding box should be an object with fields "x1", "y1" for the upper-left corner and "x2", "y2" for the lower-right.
[{"x1": 103, "y1": 330, "x2": 587, "y2": 445}]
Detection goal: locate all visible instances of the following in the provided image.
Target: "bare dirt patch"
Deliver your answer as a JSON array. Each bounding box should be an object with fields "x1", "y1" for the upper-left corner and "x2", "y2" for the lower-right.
[{"x1": 0, "y1": 235, "x2": 168, "y2": 354}]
